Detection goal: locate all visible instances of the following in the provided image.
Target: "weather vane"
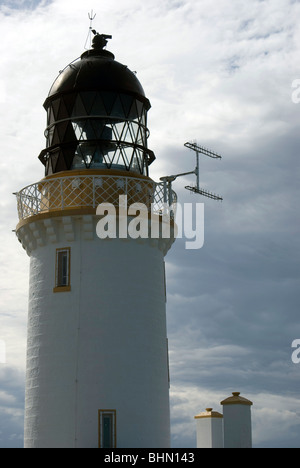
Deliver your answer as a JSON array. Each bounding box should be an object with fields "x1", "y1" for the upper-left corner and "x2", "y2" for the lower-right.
[
  {"x1": 88, "y1": 9, "x2": 96, "y2": 27},
  {"x1": 91, "y1": 31, "x2": 112, "y2": 50},
  {"x1": 85, "y1": 10, "x2": 112, "y2": 50}
]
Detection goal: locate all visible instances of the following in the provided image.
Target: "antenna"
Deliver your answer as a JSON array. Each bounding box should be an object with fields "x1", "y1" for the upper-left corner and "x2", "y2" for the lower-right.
[
  {"x1": 160, "y1": 142, "x2": 223, "y2": 206},
  {"x1": 184, "y1": 141, "x2": 222, "y2": 159},
  {"x1": 184, "y1": 141, "x2": 223, "y2": 201},
  {"x1": 88, "y1": 9, "x2": 97, "y2": 26},
  {"x1": 84, "y1": 10, "x2": 97, "y2": 50}
]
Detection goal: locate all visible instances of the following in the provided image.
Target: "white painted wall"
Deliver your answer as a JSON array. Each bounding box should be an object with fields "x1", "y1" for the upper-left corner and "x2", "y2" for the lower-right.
[
  {"x1": 195, "y1": 409, "x2": 224, "y2": 449},
  {"x1": 222, "y1": 404, "x2": 252, "y2": 449},
  {"x1": 196, "y1": 418, "x2": 224, "y2": 448},
  {"x1": 22, "y1": 214, "x2": 173, "y2": 448}
]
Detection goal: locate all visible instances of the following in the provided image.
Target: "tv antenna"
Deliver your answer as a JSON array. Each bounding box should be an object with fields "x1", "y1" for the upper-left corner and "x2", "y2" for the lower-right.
[
  {"x1": 184, "y1": 142, "x2": 223, "y2": 201},
  {"x1": 160, "y1": 141, "x2": 223, "y2": 206},
  {"x1": 89, "y1": 9, "x2": 96, "y2": 23},
  {"x1": 84, "y1": 10, "x2": 97, "y2": 50}
]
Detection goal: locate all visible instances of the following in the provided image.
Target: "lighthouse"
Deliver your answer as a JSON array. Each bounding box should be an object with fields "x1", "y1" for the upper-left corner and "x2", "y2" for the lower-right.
[{"x1": 15, "y1": 33, "x2": 176, "y2": 448}]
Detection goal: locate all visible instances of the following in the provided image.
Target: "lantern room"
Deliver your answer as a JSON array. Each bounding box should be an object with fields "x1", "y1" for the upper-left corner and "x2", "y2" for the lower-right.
[{"x1": 39, "y1": 33, "x2": 155, "y2": 177}]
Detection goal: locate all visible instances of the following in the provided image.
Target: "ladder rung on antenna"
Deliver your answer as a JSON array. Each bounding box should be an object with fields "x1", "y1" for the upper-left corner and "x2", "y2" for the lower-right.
[
  {"x1": 184, "y1": 142, "x2": 222, "y2": 159},
  {"x1": 185, "y1": 186, "x2": 223, "y2": 201}
]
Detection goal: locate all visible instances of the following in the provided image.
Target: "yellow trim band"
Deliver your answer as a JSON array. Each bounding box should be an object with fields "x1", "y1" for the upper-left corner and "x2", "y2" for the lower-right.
[
  {"x1": 53, "y1": 286, "x2": 71, "y2": 293},
  {"x1": 44, "y1": 168, "x2": 153, "y2": 183}
]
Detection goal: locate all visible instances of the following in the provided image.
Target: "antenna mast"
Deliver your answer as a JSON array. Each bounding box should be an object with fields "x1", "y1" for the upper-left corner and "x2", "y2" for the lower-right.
[
  {"x1": 84, "y1": 10, "x2": 97, "y2": 50},
  {"x1": 184, "y1": 141, "x2": 223, "y2": 201},
  {"x1": 160, "y1": 142, "x2": 223, "y2": 206}
]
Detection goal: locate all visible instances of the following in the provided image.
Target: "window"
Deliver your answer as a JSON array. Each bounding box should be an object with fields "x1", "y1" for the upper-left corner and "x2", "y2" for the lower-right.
[
  {"x1": 98, "y1": 410, "x2": 116, "y2": 448},
  {"x1": 53, "y1": 248, "x2": 71, "y2": 292}
]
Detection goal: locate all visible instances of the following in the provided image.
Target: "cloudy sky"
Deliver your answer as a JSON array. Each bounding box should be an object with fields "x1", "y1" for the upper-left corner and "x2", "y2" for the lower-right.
[{"x1": 0, "y1": 0, "x2": 299, "y2": 448}]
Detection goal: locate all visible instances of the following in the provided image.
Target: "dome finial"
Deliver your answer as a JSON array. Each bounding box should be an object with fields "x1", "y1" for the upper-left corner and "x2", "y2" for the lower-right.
[{"x1": 91, "y1": 30, "x2": 112, "y2": 50}]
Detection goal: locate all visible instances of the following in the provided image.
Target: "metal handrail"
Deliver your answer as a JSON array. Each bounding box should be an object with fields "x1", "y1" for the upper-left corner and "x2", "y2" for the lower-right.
[{"x1": 15, "y1": 174, "x2": 177, "y2": 222}]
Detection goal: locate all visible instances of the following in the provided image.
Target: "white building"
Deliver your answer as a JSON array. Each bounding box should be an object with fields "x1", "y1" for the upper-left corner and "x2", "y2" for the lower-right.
[
  {"x1": 15, "y1": 33, "x2": 176, "y2": 448},
  {"x1": 195, "y1": 392, "x2": 253, "y2": 449},
  {"x1": 194, "y1": 408, "x2": 224, "y2": 448},
  {"x1": 221, "y1": 392, "x2": 253, "y2": 448}
]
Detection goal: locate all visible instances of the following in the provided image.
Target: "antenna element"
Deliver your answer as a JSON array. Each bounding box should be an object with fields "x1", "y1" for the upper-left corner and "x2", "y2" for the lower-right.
[
  {"x1": 160, "y1": 141, "x2": 223, "y2": 207},
  {"x1": 85, "y1": 10, "x2": 97, "y2": 50},
  {"x1": 184, "y1": 141, "x2": 223, "y2": 201}
]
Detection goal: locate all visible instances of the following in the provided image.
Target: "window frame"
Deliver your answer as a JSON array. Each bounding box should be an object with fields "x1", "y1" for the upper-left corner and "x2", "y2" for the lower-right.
[
  {"x1": 53, "y1": 247, "x2": 71, "y2": 293},
  {"x1": 98, "y1": 409, "x2": 117, "y2": 448}
]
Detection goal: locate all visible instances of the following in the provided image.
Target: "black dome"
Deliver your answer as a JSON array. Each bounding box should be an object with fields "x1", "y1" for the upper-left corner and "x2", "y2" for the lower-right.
[
  {"x1": 45, "y1": 49, "x2": 150, "y2": 110},
  {"x1": 39, "y1": 35, "x2": 155, "y2": 176}
]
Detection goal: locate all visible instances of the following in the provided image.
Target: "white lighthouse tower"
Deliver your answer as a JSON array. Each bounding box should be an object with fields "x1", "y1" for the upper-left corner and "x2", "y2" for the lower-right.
[{"x1": 15, "y1": 33, "x2": 176, "y2": 448}]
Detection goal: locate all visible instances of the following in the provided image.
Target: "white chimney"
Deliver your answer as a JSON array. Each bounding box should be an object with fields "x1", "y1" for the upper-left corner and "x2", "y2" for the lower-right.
[
  {"x1": 194, "y1": 408, "x2": 224, "y2": 448},
  {"x1": 220, "y1": 392, "x2": 253, "y2": 448}
]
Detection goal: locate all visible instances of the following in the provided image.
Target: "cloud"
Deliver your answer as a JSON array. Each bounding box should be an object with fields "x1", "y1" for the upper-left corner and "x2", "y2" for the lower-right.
[
  {"x1": 0, "y1": 81, "x2": 6, "y2": 104},
  {"x1": 170, "y1": 385, "x2": 300, "y2": 448},
  {"x1": 0, "y1": 367, "x2": 24, "y2": 448},
  {"x1": 0, "y1": 0, "x2": 51, "y2": 12},
  {"x1": 0, "y1": 0, "x2": 299, "y2": 448}
]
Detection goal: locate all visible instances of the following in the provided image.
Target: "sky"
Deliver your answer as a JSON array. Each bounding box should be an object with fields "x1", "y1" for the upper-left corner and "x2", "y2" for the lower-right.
[{"x1": 0, "y1": 0, "x2": 299, "y2": 448}]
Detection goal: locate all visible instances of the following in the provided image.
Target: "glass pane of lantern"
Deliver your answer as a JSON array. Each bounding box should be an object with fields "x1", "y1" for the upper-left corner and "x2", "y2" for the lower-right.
[
  {"x1": 80, "y1": 91, "x2": 97, "y2": 114},
  {"x1": 120, "y1": 94, "x2": 133, "y2": 118},
  {"x1": 111, "y1": 95, "x2": 125, "y2": 119},
  {"x1": 72, "y1": 95, "x2": 87, "y2": 117},
  {"x1": 102, "y1": 92, "x2": 117, "y2": 115},
  {"x1": 91, "y1": 93, "x2": 107, "y2": 116}
]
